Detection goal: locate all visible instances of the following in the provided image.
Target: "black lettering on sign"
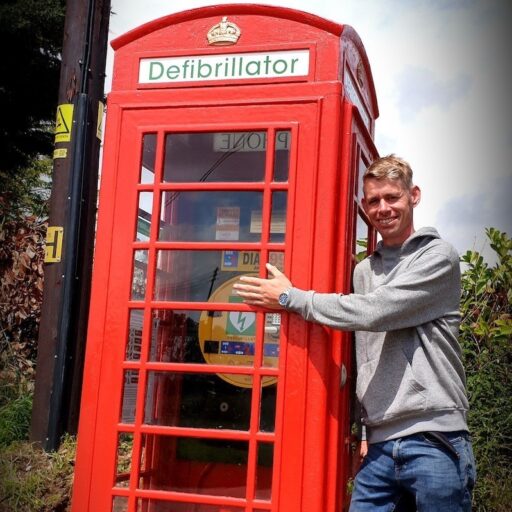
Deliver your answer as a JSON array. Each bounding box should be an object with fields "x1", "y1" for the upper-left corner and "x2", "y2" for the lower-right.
[
  {"x1": 44, "y1": 226, "x2": 64, "y2": 263},
  {"x1": 242, "y1": 252, "x2": 260, "y2": 266}
]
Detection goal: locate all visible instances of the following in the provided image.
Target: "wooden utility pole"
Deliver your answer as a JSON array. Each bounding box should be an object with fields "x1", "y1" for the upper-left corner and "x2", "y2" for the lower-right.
[{"x1": 30, "y1": 0, "x2": 111, "y2": 451}]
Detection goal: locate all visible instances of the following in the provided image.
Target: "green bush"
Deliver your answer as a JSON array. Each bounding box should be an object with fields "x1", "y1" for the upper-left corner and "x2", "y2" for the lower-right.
[{"x1": 460, "y1": 228, "x2": 512, "y2": 511}]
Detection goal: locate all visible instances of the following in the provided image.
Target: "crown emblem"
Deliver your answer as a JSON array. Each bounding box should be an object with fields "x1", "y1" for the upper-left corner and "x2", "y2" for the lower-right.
[{"x1": 207, "y1": 16, "x2": 241, "y2": 46}]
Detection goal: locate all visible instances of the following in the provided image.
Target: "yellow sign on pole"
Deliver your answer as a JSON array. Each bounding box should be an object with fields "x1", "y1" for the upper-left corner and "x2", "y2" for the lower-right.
[
  {"x1": 55, "y1": 104, "x2": 74, "y2": 143},
  {"x1": 45, "y1": 227, "x2": 64, "y2": 263},
  {"x1": 53, "y1": 148, "x2": 68, "y2": 159}
]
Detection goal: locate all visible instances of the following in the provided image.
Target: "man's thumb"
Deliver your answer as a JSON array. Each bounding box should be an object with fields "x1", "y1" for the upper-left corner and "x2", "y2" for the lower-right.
[{"x1": 266, "y1": 262, "x2": 282, "y2": 277}]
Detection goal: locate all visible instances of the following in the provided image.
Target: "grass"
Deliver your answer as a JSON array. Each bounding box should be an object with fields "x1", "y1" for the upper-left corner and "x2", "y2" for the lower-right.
[
  {"x1": 0, "y1": 393, "x2": 33, "y2": 447},
  {"x1": 0, "y1": 434, "x2": 76, "y2": 512}
]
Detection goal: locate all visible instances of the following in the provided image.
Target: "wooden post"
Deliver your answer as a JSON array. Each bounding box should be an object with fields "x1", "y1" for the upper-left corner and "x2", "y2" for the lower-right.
[{"x1": 30, "y1": 0, "x2": 111, "y2": 451}]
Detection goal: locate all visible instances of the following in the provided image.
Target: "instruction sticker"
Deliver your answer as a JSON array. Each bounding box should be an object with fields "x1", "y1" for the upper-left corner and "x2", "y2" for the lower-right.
[
  {"x1": 55, "y1": 104, "x2": 73, "y2": 143},
  {"x1": 215, "y1": 207, "x2": 240, "y2": 241}
]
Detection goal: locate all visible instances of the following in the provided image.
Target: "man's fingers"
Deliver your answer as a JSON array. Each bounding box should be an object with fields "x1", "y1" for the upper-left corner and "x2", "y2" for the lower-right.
[
  {"x1": 232, "y1": 283, "x2": 261, "y2": 294},
  {"x1": 238, "y1": 275, "x2": 264, "y2": 286},
  {"x1": 234, "y1": 289, "x2": 263, "y2": 300},
  {"x1": 242, "y1": 299, "x2": 265, "y2": 306},
  {"x1": 242, "y1": 298, "x2": 280, "y2": 309}
]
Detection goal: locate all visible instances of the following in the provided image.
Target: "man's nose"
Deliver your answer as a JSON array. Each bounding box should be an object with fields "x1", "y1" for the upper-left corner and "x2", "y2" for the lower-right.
[{"x1": 378, "y1": 199, "x2": 391, "y2": 212}]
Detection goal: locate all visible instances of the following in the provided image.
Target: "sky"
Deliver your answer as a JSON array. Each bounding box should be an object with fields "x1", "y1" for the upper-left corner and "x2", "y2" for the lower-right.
[{"x1": 105, "y1": 0, "x2": 512, "y2": 259}]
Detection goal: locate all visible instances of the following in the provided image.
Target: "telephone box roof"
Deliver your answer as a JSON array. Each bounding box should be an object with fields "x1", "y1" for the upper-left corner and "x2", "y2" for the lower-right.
[{"x1": 111, "y1": 4, "x2": 378, "y2": 119}]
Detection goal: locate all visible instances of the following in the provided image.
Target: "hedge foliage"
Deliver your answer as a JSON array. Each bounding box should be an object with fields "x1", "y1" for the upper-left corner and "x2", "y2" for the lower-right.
[
  {"x1": 0, "y1": 217, "x2": 45, "y2": 421},
  {"x1": 460, "y1": 228, "x2": 512, "y2": 511}
]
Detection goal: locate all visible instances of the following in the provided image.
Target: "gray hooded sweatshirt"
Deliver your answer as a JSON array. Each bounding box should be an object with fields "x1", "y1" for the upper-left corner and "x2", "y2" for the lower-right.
[{"x1": 286, "y1": 227, "x2": 469, "y2": 443}]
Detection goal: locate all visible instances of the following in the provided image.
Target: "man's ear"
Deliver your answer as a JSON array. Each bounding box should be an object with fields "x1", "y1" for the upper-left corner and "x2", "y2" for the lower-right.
[{"x1": 411, "y1": 185, "x2": 421, "y2": 207}]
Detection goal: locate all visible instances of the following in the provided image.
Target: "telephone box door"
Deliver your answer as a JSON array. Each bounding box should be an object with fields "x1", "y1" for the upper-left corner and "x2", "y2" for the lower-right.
[{"x1": 75, "y1": 98, "x2": 325, "y2": 512}]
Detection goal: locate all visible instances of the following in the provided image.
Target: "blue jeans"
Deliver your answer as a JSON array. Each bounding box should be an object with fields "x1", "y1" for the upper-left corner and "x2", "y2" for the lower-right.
[{"x1": 350, "y1": 431, "x2": 476, "y2": 511}]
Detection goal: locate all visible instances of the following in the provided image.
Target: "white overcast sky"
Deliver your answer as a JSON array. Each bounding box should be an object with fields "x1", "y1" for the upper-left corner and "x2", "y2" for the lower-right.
[{"x1": 105, "y1": 0, "x2": 512, "y2": 259}]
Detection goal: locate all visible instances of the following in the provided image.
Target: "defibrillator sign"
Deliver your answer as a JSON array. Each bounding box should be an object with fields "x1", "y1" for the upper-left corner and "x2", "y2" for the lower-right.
[
  {"x1": 198, "y1": 275, "x2": 280, "y2": 388},
  {"x1": 139, "y1": 49, "x2": 309, "y2": 84}
]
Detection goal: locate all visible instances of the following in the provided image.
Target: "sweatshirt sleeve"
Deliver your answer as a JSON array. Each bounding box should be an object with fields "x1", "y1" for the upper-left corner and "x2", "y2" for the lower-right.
[{"x1": 286, "y1": 247, "x2": 460, "y2": 332}]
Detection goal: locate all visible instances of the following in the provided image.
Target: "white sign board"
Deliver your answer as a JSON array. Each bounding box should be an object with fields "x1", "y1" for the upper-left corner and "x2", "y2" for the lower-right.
[{"x1": 139, "y1": 49, "x2": 310, "y2": 84}]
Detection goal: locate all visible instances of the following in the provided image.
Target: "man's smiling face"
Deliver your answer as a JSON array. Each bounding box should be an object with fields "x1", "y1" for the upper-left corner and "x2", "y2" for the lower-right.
[{"x1": 362, "y1": 177, "x2": 421, "y2": 247}]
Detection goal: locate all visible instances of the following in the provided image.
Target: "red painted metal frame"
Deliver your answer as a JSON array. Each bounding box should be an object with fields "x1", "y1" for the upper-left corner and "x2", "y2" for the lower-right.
[
  {"x1": 111, "y1": 5, "x2": 343, "y2": 51},
  {"x1": 72, "y1": 5, "x2": 378, "y2": 512}
]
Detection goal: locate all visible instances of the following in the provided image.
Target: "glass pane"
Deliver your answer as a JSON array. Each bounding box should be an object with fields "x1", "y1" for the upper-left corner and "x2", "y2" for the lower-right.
[
  {"x1": 255, "y1": 443, "x2": 274, "y2": 501},
  {"x1": 249, "y1": 193, "x2": 286, "y2": 243},
  {"x1": 355, "y1": 211, "x2": 369, "y2": 263},
  {"x1": 150, "y1": 309, "x2": 267, "y2": 377},
  {"x1": 136, "y1": 192, "x2": 153, "y2": 241},
  {"x1": 159, "y1": 191, "x2": 263, "y2": 242},
  {"x1": 120, "y1": 370, "x2": 139, "y2": 423},
  {"x1": 112, "y1": 495, "x2": 128, "y2": 512},
  {"x1": 136, "y1": 500, "x2": 243, "y2": 512},
  {"x1": 126, "y1": 309, "x2": 143, "y2": 361},
  {"x1": 150, "y1": 309, "x2": 202, "y2": 363},
  {"x1": 267, "y1": 251, "x2": 284, "y2": 272},
  {"x1": 140, "y1": 133, "x2": 157, "y2": 184},
  {"x1": 260, "y1": 382, "x2": 277, "y2": 433},
  {"x1": 357, "y1": 155, "x2": 367, "y2": 203},
  {"x1": 144, "y1": 372, "x2": 252, "y2": 430},
  {"x1": 154, "y1": 251, "x2": 286, "y2": 303},
  {"x1": 273, "y1": 130, "x2": 291, "y2": 182},
  {"x1": 163, "y1": 132, "x2": 266, "y2": 182},
  {"x1": 115, "y1": 432, "x2": 134, "y2": 488},
  {"x1": 202, "y1": 308, "x2": 258, "y2": 372},
  {"x1": 154, "y1": 251, "x2": 261, "y2": 302},
  {"x1": 270, "y1": 191, "x2": 287, "y2": 243},
  {"x1": 139, "y1": 434, "x2": 248, "y2": 497},
  {"x1": 132, "y1": 250, "x2": 148, "y2": 300}
]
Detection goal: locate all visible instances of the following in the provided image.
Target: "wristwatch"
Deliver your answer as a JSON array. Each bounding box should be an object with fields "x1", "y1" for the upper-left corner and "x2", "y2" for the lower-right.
[{"x1": 278, "y1": 288, "x2": 291, "y2": 307}]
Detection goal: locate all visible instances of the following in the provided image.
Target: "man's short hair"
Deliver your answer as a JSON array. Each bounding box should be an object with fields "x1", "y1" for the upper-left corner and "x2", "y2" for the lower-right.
[{"x1": 364, "y1": 154, "x2": 414, "y2": 190}]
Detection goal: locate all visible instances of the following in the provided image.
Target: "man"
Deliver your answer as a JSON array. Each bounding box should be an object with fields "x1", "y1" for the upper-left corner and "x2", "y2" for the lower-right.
[{"x1": 233, "y1": 154, "x2": 476, "y2": 511}]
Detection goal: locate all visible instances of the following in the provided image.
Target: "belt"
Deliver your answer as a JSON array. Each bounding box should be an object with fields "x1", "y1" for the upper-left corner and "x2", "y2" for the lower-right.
[{"x1": 423, "y1": 431, "x2": 460, "y2": 459}]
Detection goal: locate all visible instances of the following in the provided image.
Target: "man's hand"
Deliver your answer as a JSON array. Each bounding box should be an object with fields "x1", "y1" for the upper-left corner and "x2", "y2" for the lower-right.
[
  {"x1": 233, "y1": 263, "x2": 292, "y2": 309},
  {"x1": 351, "y1": 440, "x2": 368, "y2": 476}
]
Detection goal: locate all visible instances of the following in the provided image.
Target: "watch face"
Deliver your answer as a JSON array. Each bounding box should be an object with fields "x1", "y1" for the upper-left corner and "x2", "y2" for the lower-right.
[{"x1": 278, "y1": 291, "x2": 289, "y2": 306}]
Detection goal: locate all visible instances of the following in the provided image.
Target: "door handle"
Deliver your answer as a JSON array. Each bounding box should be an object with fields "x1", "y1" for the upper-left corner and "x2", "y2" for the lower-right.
[{"x1": 340, "y1": 364, "x2": 347, "y2": 388}]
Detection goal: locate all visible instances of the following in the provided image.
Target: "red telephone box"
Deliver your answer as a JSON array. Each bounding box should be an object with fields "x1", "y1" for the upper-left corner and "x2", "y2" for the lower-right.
[{"x1": 72, "y1": 5, "x2": 378, "y2": 512}]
